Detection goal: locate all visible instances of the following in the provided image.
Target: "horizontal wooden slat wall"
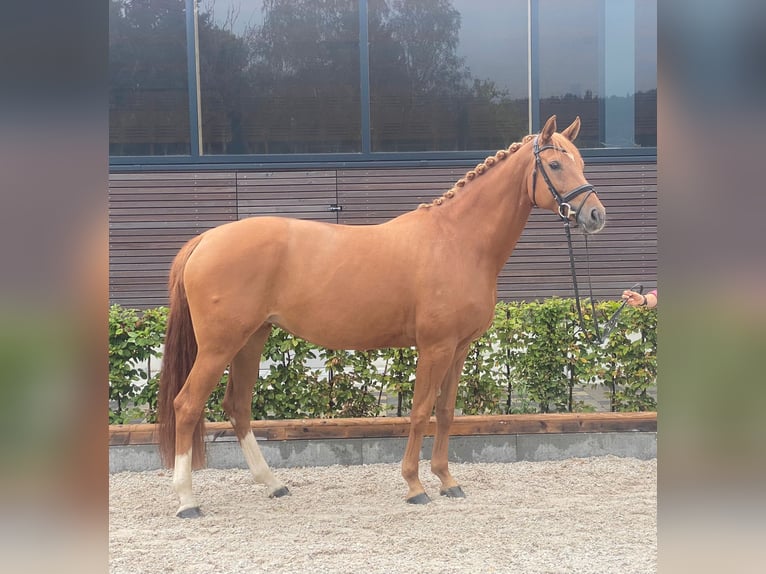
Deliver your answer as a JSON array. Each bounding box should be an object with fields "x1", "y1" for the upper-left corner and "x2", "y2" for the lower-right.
[
  {"x1": 237, "y1": 171, "x2": 338, "y2": 222},
  {"x1": 336, "y1": 167, "x2": 467, "y2": 222},
  {"x1": 109, "y1": 159, "x2": 656, "y2": 308},
  {"x1": 109, "y1": 172, "x2": 237, "y2": 308}
]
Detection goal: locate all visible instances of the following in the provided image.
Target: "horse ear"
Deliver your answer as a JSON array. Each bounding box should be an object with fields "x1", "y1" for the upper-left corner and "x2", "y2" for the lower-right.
[
  {"x1": 540, "y1": 115, "x2": 557, "y2": 144},
  {"x1": 561, "y1": 116, "x2": 581, "y2": 142}
]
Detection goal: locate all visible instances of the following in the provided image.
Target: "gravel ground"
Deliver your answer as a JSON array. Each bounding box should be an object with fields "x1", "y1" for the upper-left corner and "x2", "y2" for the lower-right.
[{"x1": 109, "y1": 456, "x2": 656, "y2": 574}]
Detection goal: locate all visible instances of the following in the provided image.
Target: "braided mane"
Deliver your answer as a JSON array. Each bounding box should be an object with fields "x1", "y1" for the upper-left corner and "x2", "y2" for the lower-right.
[{"x1": 418, "y1": 134, "x2": 535, "y2": 209}]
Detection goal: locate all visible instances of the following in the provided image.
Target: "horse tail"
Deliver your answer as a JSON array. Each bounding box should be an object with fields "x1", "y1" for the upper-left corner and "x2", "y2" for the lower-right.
[{"x1": 158, "y1": 234, "x2": 205, "y2": 469}]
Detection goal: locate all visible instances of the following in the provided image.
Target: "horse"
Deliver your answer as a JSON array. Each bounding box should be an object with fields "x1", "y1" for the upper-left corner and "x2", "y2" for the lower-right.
[{"x1": 157, "y1": 115, "x2": 606, "y2": 517}]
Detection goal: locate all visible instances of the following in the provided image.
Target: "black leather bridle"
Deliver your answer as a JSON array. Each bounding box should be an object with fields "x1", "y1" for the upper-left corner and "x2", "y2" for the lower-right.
[
  {"x1": 531, "y1": 135, "x2": 600, "y2": 340},
  {"x1": 532, "y1": 136, "x2": 596, "y2": 222}
]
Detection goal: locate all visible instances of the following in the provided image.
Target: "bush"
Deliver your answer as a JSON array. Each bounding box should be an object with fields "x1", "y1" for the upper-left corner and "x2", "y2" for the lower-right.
[
  {"x1": 108, "y1": 305, "x2": 167, "y2": 423},
  {"x1": 591, "y1": 300, "x2": 657, "y2": 411},
  {"x1": 108, "y1": 299, "x2": 657, "y2": 423}
]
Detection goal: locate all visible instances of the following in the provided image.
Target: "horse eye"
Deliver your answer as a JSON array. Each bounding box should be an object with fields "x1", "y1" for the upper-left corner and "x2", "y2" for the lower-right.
[{"x1": 549, "y1": 161, "x2": 561, "y2": 170}]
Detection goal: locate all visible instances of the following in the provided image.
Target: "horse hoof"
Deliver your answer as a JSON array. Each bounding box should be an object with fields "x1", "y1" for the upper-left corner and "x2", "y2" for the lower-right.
[
  {"x1": 176, "y1": 506, "x2": 203, "y2": 519},
  {"x1": 406, "y1": 492, "x2": 431, "y2": 505},
  {"x1": 440, "y1": 486, "x2": 466, "y2": 498},
  {"x1": 269, "y1": 486, "x2": 290, "y2": 498}
]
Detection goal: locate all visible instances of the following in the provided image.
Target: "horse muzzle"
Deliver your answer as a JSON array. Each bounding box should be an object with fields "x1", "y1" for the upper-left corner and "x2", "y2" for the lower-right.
[{"x1": 576, "y1": 200, "x2": 606, "y2": 234}]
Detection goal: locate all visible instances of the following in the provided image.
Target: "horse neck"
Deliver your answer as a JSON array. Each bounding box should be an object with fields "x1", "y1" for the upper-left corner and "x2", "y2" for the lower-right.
[{"x1": 435, "y1": 150, "x2": 534, "y2": 276}]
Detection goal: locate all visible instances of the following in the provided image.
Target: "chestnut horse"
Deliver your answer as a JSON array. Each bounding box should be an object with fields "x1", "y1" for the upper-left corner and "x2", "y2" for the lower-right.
[{"x1": 158, "y1": 115, "x2": 606, "y2": 517}]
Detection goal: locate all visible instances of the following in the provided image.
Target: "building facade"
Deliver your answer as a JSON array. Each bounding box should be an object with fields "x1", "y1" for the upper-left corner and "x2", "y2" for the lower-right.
[{"x1": 109, "y1": 0, "x2": 657, "y2": 308}]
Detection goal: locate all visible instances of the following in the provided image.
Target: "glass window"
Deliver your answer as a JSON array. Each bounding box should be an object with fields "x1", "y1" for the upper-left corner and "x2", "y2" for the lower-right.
[
  {"x1": 537, "y1": 0, "x2": 600, "y2": 147},
  {"x1": 198, "y1": 0, "x2": 361, "y2": 154},
  {"x1": 108, "y1": 0, "x2": 656, "y2": 159},
  {"x1": 537, "y1": 0, "x2": 656, "y2": 148},
  {"x1": 368, "y1": 0, "x2": 528, "y2": 152},
  {"x1": 635, "y1": 0, "x2": 657, "y2": 147},
  {"x1": 109, "y1": 0, "x2": 191, "y2": 155}
]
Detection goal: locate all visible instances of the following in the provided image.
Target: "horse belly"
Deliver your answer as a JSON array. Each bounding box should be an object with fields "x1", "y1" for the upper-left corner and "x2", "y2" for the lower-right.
[{"x1": 271, "y1": 289, "x2": 415, "y2": 350}]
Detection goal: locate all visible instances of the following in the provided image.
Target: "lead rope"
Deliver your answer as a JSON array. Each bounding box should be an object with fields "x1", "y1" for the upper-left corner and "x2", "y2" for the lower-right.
[
  {"x1": 563, "y1": 220, "x2": 600, "y2": 343},
  {"x1": 583, "y1": 232, "x2": 600, "y2": 341}
]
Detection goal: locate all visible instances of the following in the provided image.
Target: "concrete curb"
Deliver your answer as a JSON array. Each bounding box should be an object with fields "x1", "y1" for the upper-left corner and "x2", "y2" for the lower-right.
[{"x1": 110, "y1": 431, "x2": 656, "y2": 473}]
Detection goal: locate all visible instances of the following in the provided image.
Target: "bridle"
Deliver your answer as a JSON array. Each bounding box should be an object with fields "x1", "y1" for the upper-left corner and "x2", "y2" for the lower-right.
[
  {"x1": 531, "y1": 135, "x2": 600, "y2": 341},
  {"x1": 531, "y1": 135, "x2": 596, "y2": 222}
]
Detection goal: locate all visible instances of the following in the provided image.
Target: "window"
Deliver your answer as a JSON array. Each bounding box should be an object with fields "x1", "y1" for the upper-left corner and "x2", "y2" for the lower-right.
[
  {"x1": 108, "y1": 0, "x2": 656, "y2": 161},
  {"x1": 369, "y1": 0, "x2": 528, "y2": 152},
  {"x1": 109, "y1": 0, "x2": 191, "y2": 155},
  {"x1": 199, "y1": 0, "x2": 361, "y2": 154},
  {"x1": 537, "y1": 0, "x2": 656, "y2": 148},
  {"x1": 536, "y1": 0, "x2": 601, "y2": 147},
  {"x1": 635, "y1": 0, "x2": 657, "y2": 147}
]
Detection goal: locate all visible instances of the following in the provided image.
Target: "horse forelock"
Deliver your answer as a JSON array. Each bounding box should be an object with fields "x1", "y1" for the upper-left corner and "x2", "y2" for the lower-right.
[{"x1": 418, "y1": 139, "x2": 529, "y2": 210}]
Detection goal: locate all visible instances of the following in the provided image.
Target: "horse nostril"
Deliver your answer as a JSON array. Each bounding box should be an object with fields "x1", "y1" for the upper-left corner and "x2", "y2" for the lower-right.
[{"x1": 591, "y1": 208, "x2": 603, "y2": 223}]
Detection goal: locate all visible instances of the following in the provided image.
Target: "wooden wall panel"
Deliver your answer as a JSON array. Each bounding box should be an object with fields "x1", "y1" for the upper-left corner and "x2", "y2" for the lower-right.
[
  {"x1": 237, "y1": 171, "x2": 338, "y2": 222},
  {"x1": 109, "y1": 172, "x2": 237, "y2": 308},
  {"x1": 336, "y1": 167, "x2": 466, "y2": 223},
  {"x1": 109, "y1": 159, "x2": 656, "y2": 308}
]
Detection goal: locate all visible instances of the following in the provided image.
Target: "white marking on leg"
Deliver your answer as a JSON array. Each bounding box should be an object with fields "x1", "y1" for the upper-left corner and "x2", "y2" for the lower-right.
[
  {"x1": 240, "y1": 432, "x2": 284, "y2": 493},
  {"x1": 172, "y1": 450, "x2": 197, "y2": 513}
]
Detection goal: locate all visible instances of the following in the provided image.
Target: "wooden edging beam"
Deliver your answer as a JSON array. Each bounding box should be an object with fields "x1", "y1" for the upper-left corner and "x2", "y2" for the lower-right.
[{"x1": 109, "y1": 412, "x2": 656, "y2": 446}]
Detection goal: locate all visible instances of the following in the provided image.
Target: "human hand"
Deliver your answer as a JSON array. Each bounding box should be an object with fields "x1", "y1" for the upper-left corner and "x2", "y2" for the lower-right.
[{"x1": 621, "y1": 289, "x2": 645, "y2": 307}]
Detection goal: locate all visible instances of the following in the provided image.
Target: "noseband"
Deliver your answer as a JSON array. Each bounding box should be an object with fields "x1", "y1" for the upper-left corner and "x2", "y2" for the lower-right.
[
  {"x1": 531, "y1": 135, "x2": 595, "y2": 222},
  {"x1": 531, "y1": 135, "x2": 601, "y2": 341}
]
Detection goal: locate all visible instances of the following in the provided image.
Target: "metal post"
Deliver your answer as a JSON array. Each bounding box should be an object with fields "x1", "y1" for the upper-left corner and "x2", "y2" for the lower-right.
[
  {"x1": 359, "y1": 0, "x2": 371, "y2": 155},
  {"x1": 185, "y1": 0, "x2": 203, "y2": 155}
]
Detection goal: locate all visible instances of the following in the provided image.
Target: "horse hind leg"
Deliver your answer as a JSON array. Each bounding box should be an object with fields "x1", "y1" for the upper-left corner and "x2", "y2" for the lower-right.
[
  {"x1": 222, "y1": 325, "x2": 289, "y2": 498},
  {"x1": 172, "y1": 349, "x2": 233, "y2": 518}
]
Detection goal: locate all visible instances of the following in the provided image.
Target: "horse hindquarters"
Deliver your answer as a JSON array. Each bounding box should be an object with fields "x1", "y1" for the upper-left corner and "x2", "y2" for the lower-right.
[{"x1": 158, "y1": 232, "x2": 269, "y2": 516}]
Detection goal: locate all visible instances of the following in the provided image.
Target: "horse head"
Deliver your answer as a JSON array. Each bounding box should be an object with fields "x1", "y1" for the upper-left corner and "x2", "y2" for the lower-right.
[{"x1": 527, "y1": 115, "x2": 606, "y2": 234}]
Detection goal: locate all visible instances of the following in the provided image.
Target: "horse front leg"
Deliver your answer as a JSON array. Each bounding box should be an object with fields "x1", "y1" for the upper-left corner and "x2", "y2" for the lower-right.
[
  {"x1": 431, "y1": 345, "x2": 470, "y2": 498},
  {"x1": 402, "y1": 344, "x2": 454, "y2": 504}
]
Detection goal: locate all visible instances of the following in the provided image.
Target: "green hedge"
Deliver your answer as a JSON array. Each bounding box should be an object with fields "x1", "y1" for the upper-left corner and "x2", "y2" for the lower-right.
[{"x1": 108, "y1": 299, "x2": 656, "y2": 424}]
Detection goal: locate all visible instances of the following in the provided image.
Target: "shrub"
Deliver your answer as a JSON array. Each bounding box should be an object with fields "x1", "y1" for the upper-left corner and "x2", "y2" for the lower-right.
[
  {"x1": 108, "y1": 305, "x2": 167, "y2": 423},
  {"x1": 108, "y1": 299, "x2": 657, "y2": 423}
]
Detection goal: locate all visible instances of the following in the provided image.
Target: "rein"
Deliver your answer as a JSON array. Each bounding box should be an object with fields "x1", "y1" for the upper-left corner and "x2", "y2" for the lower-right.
[{"x1": 531, "y1": 135, "x2": 600, "y2": 341}]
